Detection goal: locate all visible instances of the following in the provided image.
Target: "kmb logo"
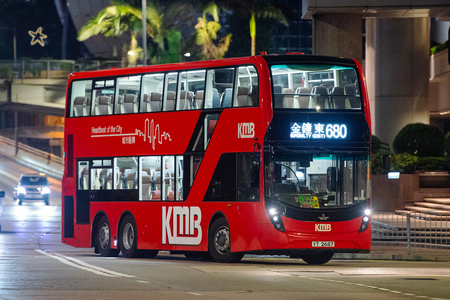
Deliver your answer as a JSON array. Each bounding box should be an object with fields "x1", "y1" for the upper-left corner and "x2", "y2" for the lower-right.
[
  {"x1": 162, "y1": 206, "x2": 202, "y2": 245},
  {"x1": 238, "y1": 122, "x2": 255, "y2": 139},
  {"x1": 315, "y1": 224, "x2": 331, "y2": 232}
]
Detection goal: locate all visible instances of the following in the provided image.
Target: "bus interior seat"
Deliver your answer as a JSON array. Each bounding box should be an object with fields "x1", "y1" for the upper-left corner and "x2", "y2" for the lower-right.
[
  {"x1": 165, "y1": 91, "x2": 176, "y2": 111},
  {"x1": 296, "y1": 87, "x2": 311, "y2": 108},
  {"x1": 96, "y1": 96, "x2": 112, "y2": 115},
  {"x1": 331, "y1": 86, "x2": 346, "y2": 109},
  {"x1": 212, "y1": 88, "x2": 221, "y2": 108},
  {"x1": 178, "y1": 90, "x2": 191, "y2": 110},
  {"x1": 79, "y1": 167, "x2": 89, "y2": 190},
  {"x1": 311, "y1": 86, "x2": 329, "y2": 109},
  {"x1": 195, "y1": 90, "x2": 204, "y2": 109},
  {"x1": 141, "y1": 175, "x2": 151, "y2": 200},
  {"x1": 221, "y1": 88, "x2": 232, "y2": 108},
  {"x1": 282, "y1": 88, "x2": 295, "y2": 108},
  {"x1": 236, "y1": 86, "x2": 251, "y2": 107},
  {"x1": 84, "y1": 97, "x2": 91, "y2": 116},
  {"x1": 344, "y1": 84, "x2": 358, "y2": 108},
  {"x1": 73, "y1": 97, "x2": 86, "y2": 117},
  {"x1": 115, "y1": 95, "x2": 123, "y2": 114},
  {"x1": 273, "y1": 85, "x2": 283, "y2": 108},
  {"x1": 106, "y1": 171, "x2": 113, "y2": 190},
  {"x1": 123, "y1": 169, "x2": 136, "y2": 189},
  {"x1": 150, "y1": 92, "x2": 162, "y2": 112},
  {"x1": 152, "y1": 175, "x2": 161, "y2": 199},
  {"x1": 142, "y1": 168, "x2": 151, "y2": 176},
  {"x1": 164, "y1": 172, "x2": 175, "y2": 200},
  {"x1": 123, "y1": 94, "x2": 137, "y2": 113},
  {"x1": 249, "y1": 85, "x2": 258, "y2": 106},
  {"x1": 141, "y1": 93, "x2": 150, "y2": 112}
]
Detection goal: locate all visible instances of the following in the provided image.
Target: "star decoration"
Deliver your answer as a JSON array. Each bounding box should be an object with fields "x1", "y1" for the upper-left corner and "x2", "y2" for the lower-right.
[{"x1": 28, "y1": 27, "x2": 47, "y2": 47}]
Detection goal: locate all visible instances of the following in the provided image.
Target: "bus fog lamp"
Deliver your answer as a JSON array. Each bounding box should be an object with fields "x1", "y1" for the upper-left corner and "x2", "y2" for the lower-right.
[
  {"x1": 268, "y1": 207, "x2": 285, "y2": 232},
  {"x1": 359, "y1": 208, "x2": 371, "y2": 232}
]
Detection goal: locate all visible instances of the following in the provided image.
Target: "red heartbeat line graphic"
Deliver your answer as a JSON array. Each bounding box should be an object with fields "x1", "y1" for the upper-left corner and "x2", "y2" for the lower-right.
[{"x1": 91, "y1": 119, "x2": 172, "y2": 150}]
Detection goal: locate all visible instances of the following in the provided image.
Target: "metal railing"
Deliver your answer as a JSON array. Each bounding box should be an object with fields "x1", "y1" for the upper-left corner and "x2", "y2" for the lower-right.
[
  {"x1": 373, "y1": 211, "x2": 450, "y2": 254},
  {"x1": 0, "y1": 135, "x2": 63, "y2": 178},
  {"x1": 0, "y1": 59, "x2": 121, "y2": 80}
]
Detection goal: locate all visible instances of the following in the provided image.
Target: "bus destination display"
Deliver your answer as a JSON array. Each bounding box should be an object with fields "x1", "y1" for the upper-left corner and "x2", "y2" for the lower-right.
[{"x1": 290, "y1": 122, "x2": 348, "y2": 139}]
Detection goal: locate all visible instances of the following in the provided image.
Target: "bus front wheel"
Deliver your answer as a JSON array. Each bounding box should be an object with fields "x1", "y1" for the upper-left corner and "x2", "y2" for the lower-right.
[
  {"x1": 96, "y1": 215, "x2": 120, "y2": 257},
  {"x1": 118, "y1": 215, "x2": 139, "y2": 258},
  {"x1": 302, "y1": 252, "x2": 334, "y2": 265},
  {"x1": 208, "y1": 218, "x2": 243, "y2": 263}
]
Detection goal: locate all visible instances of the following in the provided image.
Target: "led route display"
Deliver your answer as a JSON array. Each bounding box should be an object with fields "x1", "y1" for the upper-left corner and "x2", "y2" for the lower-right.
[{"x1": 290, "y1": 122, "x2": 348, "y2": 139}]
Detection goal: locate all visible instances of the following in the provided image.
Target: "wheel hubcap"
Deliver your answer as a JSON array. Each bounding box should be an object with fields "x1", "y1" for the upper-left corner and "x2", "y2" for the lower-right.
[
  {"x1": 122, "y1": 223, "x2": 134, "y2": 250},
  {"x1": 214, "y1": 226, "x2": 230, "y2": 254},
  {"x1": 98, "y1": 223, "x2": 110, "y2": 249}
]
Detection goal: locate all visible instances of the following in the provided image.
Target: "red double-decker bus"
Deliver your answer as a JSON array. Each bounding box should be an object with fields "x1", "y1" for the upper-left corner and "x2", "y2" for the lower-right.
[{"x1": 62, "y1": 54, "x2": 371, "y2": 264}]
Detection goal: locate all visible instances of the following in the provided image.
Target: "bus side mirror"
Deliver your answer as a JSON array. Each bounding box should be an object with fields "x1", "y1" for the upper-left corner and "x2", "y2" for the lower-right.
[
  {"x1": 327, "y1": 167, "x2": 337, "y2": 192},
  {"x1": 382, "y1": 154, "x2": 391, "y2": 172}
]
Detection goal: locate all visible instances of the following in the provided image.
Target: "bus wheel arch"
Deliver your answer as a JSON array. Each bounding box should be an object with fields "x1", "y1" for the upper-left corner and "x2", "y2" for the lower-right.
[
  {"x1": 208, "y1": 214, "x2": 244, "y2": 263},
  {"x1": 94, "y1": 213, "x2": 119, "y2": 257}
]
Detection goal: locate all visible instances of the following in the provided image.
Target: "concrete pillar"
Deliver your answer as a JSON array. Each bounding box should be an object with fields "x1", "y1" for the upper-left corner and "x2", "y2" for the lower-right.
[
  {"x1": 365, "y1": 18, "x2": 376, "y2": 133},
  {"x1": 313, "y1": 13, "x2": 363, "y2": 64},
  {"x1": 374, "y1": 18, "x2": 430, "y2": 146}
]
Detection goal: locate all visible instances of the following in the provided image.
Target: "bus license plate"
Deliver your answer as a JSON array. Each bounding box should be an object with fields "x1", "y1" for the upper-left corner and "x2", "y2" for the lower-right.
[{"x1": 312, "y1": 241, "x2": 335, "y2": 247}]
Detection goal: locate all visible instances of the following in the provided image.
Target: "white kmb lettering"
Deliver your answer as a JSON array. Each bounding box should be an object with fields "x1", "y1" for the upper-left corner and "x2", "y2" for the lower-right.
[
  {"x1": 238, "y1": 122, "x2": 255, "y2": 139},
  {"x1": 315, "y1": 224, "x2": 331, "y2": 232},
  {"x1": 162, "y1": 206, "x2": 202, "y2": 245}
]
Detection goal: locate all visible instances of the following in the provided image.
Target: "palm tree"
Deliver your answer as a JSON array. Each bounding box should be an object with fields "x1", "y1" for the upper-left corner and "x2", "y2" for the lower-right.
[
  {"x1": 195, "y1": 2, "x2": 232, "y2": 60},
  {"x1": 78, "y1": 0, "x2": 194, "y2": 65},
  {"x1": 224, "y1": 0, "x2": 288, "y2": 56},
  {"x1": 77, "y1": 1, "x2": 144, "y2": 66}
]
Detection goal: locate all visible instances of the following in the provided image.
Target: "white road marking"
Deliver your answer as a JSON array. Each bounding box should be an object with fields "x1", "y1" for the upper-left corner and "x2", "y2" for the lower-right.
[
  {"x1": 35, "y1": 249, "x2": 135, "y2": 278},
  {"x1": 304, "y1": 275, "x2": 448, "y2": 300}
]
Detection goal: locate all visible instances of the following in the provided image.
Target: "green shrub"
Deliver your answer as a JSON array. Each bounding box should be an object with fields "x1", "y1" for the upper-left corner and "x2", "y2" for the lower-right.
[
  {"x1": 430, "y1": 40, "x2": 448, "y2": 55},
  {"x1": 417, "y1": 157, "x2": 450, "y2": 171},
  {"x1": 371, "y1": 152, "x2": 384, "y2": 175},
  {"x1": 393, "y1": 123, "x2": 445, "y2": 157},
  {"x1": 392, "y1": 153, "x2": 418, "y2": 174}
]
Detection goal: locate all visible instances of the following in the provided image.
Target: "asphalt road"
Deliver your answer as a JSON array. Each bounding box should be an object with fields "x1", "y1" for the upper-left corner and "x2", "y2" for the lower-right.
[{"x1": 1, "y1": 154, "x2": 450, "y2": 300}]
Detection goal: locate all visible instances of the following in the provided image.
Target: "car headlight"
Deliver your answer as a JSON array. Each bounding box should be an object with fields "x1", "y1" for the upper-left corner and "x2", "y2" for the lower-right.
[
  {"x1": 40, "y1": 187, "x2": 51, "y2": 195},
  {"x1": 18, "y1": 186, "x2": 26, "y2": 195}
]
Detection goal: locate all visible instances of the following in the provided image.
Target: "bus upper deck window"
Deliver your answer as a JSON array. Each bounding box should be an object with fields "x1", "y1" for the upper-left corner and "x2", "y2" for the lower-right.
[{"x1": 70, "y1": 80, "x2": 92, "y2": 117}]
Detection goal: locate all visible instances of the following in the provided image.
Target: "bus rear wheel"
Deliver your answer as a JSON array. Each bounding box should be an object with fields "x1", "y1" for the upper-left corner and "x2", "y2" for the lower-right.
[
  {"x1": 96, "y1": 215, "x2": 120, "y2": 257},
  {"x1": 119, "y1": 215, "x2": 139, "y2": 258},
  {"x1": 208, "y1": 218, "x2": 243, "y2": 263},
  {"x1": 302, "y1": 252, "x2": 334, "y2": 265}
]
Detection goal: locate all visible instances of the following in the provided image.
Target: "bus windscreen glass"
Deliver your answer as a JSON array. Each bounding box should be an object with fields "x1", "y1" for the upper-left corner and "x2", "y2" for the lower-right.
[
  {"x1": 270, "y1": 64, "x2": 362, "y2": 110},
  {"x1": 264, "y1": 154, "x2": 369, "y2": 209}
]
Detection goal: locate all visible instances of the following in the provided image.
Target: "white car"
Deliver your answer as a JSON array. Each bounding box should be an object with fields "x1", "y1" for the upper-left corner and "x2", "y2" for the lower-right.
[{"x1": 14, "y1": 173, "x2": 50, "y2": 205}]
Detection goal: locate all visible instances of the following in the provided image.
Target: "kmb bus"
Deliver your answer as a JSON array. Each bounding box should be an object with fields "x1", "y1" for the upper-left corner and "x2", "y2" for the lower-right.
[{"x1": 62, "y1": 53, "x2": 372, "y2": 264}]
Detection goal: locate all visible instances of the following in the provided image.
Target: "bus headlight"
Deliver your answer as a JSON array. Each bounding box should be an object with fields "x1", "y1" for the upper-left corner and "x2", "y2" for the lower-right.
[
  {"x1": 40, "y1": 187, "x2": 51, "y2": 195},
  {"x1": 268, "y1": 207, "x2": 285, "y2": 232},
  {"x1": 18, "y1": 186, "x2": 26, "y2": 195},
  {"x1": 359, "y1": 208, "x2": 371, "y2": 232}
]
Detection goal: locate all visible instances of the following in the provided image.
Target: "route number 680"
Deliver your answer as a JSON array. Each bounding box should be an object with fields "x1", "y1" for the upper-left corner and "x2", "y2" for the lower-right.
[{"x1": 325, "y1": 124, "x2": 347, "y2": 139}]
